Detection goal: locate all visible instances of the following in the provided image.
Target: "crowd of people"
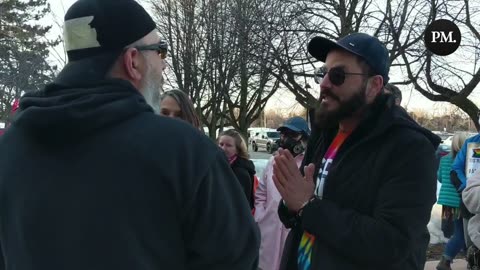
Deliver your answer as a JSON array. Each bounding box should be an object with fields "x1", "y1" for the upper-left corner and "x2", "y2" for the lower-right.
[
  {"x1": 435, "y1": 120, "x2": 480, "y2": 270},
  {"x1": 1, "y1": 0, "x2": 470, "y2": 270}
]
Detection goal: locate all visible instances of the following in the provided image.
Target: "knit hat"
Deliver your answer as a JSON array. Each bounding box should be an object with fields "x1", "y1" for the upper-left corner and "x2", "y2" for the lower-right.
[{"x1": 56, "y1": 0, "x2": 157, "y2": 83}]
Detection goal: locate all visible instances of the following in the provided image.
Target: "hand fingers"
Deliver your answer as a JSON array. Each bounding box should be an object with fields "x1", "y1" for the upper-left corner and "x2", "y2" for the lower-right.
[
  {"x1": 278, "y1": 148, "x2": 294, "y2": 160},
  {"x1": 276, "y1": 153, "x2": 303, "y2": 182},
  {"x1": 273, "y1": 161, "x2": 291, "y2": 197},
  {"x1": 274, "y1": 155, "x2": 294, "y2": 183},
  {"x1": 284, "y1": 148, "x2": 294, "y2": 159},
  {"x1": 280, "y1": 148, "x2": 295, "y2": 162},
  {"x1": 272, "y1": 174, "x2": 286, "y2": 196},
  {"x1": 304, "y1": 163, "x2": 316, "y2": 182}
]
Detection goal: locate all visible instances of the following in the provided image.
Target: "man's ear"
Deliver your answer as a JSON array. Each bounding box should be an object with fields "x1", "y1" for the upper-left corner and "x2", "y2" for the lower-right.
[
  {"x1": 122, "y1": 48, "x2": 144, "y2": 82},
  {"x1": 365, "y1": 75, "x2": 384, "y2": 102}
]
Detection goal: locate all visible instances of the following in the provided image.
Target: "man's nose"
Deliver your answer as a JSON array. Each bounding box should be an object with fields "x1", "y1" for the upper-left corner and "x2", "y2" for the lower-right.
[{"x1": 320, "y1": 73, "x2": 333, "y2": 89}]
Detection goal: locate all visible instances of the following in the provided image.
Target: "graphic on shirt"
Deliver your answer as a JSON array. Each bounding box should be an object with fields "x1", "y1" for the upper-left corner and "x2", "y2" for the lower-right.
[
  {"x1": 466, "y1": 143, "x2": 480, "y2": 178},
  {"x1": 298, "y1": 232, "x2": 315, "y2": 269},
  {"x1": 473, "y1": 148, "x2": 480, "y2": 158},
  {"x1": 297, "y1": 131, "x2": 350, "y2": 270},
  {"x1": 314, "y1": 132, "x2": 350, "y2": 199}
]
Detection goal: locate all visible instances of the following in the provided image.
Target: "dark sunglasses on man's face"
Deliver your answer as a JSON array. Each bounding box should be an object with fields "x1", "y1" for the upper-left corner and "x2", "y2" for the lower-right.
[
  {"x1": 314, "y1": 66, "x2": 371, "y2": 86},
  {"x1": 135, "y1": 41, "x2": 168, "y2": 59}
]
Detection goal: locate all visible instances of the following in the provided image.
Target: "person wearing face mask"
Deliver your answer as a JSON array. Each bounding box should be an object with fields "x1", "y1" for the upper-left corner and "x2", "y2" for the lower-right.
[
  {"x1": 275, "y1": 117, "x2": 310, "y2": 156},
  {"x1": 254, "y1": 117, "x2": 310, "y2": 270}
]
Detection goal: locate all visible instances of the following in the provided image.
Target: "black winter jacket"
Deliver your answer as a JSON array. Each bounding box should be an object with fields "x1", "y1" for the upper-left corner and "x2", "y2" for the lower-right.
[
  {"x1": 279, "y1": 95, "x2": 440, "y2": 270},
  {"x1": 231, "y1": 157, "x2": 256, "y2": 209},
  {"x1": 0, "y1": 75, "x2": 260, "y2": 270}
]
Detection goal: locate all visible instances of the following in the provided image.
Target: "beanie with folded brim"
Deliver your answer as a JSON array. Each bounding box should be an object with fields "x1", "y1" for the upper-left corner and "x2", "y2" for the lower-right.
[{"x1": 55, "y1": 0, "x2": 156, "y2": 84}]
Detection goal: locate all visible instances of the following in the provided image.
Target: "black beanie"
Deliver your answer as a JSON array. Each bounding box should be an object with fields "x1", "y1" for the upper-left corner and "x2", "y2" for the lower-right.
[{"x1": 63, "y1": 0, "x2": 157, "y2": 61}]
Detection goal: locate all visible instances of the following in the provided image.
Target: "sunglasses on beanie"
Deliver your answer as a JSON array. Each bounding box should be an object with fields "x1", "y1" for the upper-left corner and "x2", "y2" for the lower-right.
[{"x1": 314, "y1": 66, "x2": 372, "y2": 86}]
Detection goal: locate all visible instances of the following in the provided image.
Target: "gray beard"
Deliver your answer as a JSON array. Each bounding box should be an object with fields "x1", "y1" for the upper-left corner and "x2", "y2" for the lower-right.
[{"x1": 141, "y1": 67, "x2": 163, "y2": 114}]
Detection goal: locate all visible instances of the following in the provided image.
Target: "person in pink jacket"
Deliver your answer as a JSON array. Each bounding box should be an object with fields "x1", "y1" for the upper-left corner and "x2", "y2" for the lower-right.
[{"x1": 254, "y1": 117, "x2": 310, "y2": 270}]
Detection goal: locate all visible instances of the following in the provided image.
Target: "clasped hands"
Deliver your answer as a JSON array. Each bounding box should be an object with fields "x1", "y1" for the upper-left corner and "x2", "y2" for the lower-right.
[{"x1": 272, "y1": 148, "x2": 316, "y2": 213}]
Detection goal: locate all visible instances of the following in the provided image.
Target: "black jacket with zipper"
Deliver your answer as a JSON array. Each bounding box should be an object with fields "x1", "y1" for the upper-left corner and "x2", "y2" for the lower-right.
[{"x1": 278, "y1": 95, "x2": 440, "y2": 270}]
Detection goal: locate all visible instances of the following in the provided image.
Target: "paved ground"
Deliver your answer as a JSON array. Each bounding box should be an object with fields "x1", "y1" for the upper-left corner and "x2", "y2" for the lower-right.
[
  {"x1": 424, "y1": 259, "x2": 467, "y2": 270},
  {"x1": 249, "y1": 146, "x2": 272, "y2": 160}
]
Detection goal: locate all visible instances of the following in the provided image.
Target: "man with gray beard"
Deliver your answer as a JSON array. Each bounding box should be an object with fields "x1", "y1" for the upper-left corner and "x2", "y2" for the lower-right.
[{"x1": 0, "y1": 0, "x2": 260, "y2": 269}]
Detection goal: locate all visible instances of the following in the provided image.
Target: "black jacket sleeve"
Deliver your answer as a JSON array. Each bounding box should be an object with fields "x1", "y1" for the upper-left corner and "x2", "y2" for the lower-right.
[
  {"x1": 278, "y1": 200, "x2": 299, "y2": 229},
  {"x1": 450, "y1": 171, "x2": 463, "y2": 192},
  {"x1": 232, "y1": 166, "x2": 253, "y2": 208},
  {"x1": 298, "y1": 135, "x2": 437, "y2": 266},
  {"x1": 0, "y1": 238, "x2": 3, "y2": 270},
  {"x1": 183, "y1": 150, "x2": 260, "y2": 270}
]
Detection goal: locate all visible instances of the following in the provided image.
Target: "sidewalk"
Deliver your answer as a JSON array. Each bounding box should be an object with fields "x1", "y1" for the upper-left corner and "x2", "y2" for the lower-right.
[{"x1": 424, "y1": 259, "x2": 468, "y2": 270}]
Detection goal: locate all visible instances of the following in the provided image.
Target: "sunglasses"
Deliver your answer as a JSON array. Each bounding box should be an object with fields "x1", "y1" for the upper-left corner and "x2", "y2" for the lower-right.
[
  {"x1": 135, "y1": 41, "x2": 169, "y2": 59},
  {"x1": 314, "y1": 66, "x2": 372, "y2": 86},
  {"x1": 280, "y1": 129, "x2": 301, "y2": 138}
]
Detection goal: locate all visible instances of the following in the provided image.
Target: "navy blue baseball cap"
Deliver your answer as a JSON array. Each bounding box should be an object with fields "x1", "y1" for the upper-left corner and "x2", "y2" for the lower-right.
[
  {"x1": 308, "y1": 33, "x2": 390, "y2": 85},
  {"x1": 277, "y1": 117, "x2": 310, "y2": 136}
]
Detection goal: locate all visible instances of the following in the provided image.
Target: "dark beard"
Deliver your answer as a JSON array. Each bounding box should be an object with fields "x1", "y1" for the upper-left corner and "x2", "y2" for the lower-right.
[{"x1": 314, "y1": 83, "x2": 367, "y2": 129}]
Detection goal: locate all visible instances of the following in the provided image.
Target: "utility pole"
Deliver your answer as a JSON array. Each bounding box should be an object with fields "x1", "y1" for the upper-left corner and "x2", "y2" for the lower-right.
[{"x1": 263, "y1": 111, "x2": 267, "y2": 127}]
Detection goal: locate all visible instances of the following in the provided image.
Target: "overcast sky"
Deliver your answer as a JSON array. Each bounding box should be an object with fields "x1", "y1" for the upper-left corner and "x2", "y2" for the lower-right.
[{"x1": 45, "y1": 0, "x2": 480, "y2": 114}]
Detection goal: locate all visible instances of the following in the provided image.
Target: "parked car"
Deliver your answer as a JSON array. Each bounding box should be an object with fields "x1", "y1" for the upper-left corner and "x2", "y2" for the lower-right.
[
  {"x1": 442, "y1": 135, "x2": 453, "y2": 147},
  {"x1": 432, "y1": 131, "x2": 453, "y2": 143},
  {"x1": 251, "y1": 130, "x2": 280, "y2": 153},
  {"x1": 248, "y1": 127, "x2": 271, "y2": 144}
]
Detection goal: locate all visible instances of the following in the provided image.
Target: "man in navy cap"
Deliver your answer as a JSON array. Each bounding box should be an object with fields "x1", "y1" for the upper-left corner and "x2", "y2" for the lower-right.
[
  {"x1": 0, "y1": 0, "x2": 259, "y2": 269},
  {"x1": 272, "y1": 33, "x2": 441, "y2": 270},
  {"x1": 274, "y1": 117, "x2": 311, "y2": 156}
]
